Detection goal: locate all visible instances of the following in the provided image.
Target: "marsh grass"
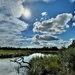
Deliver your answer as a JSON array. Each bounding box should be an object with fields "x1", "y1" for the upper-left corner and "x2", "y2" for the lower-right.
[
  {"x1": 28, "y1": 55, "x2": 62, "y2": 75},
  {"x1": 0, "y1": 49, "x2": 58, "y2": 58},
  {"x1": 28, "y1": 47, "x2": 75, "y2": 75}
]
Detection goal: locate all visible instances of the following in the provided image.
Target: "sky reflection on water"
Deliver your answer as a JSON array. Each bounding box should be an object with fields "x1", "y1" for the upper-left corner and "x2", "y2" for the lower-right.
[{"x1": 0, "y1": 53, "x2": 51, "y2": 75}]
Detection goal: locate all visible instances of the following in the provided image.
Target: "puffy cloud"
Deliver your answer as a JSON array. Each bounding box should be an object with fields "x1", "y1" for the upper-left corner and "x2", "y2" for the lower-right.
[
  {"x1": 33, "y1": 13, "x2": 72, "y2": 34},
  {"x1": 0, "y1": 0, "x2": 28, "y2": 47},
  {"x1": 32, "y1": 13, "x2": 72, "y2": 48},
  {"x1": 72, "y1": 15, "x2": 75, "y2": 20},
  {"x1": 0, "y1": 0, "x2": 25, "y2": 18},
  {"x1": 43, "y1": 0, "x2": 55, "y2": 3},
  {"x1": 30, "y1": 34, "x2": 59, "y2": 48},
  {"x1": 23, "y1": 0, "x2": 54, "y2": 3},
  {"x1": 32, "y1": 40, "x2": 58, "y2": 48},
  {"x1": 72, "y1": 15, "x2": 75, "y2": 26},
  {"x1": 73, "y1": 23, "x2": 75, "y2": 26},
  {"x1": 41, "y1": 12, "x2": 47, "y2": 16},
  {"x1": 66, "y1": 25, "x2": 70, "y2": 28},
  {"x1": 0, "y1": 33, "x2": 27, "y2": 47},
  {"x1": 32, "y1": 34, "x2": 59, "y2": 41}
]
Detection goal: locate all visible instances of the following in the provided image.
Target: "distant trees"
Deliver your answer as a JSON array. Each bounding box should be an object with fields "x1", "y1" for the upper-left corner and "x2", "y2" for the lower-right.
[{"x1": 0, "y1": 46, "x2": 59, "y2": 51}]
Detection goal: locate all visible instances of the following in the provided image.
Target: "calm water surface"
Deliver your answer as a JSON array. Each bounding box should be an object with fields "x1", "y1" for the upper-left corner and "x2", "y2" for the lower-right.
[{"x1": 0, "y1": 53, "x2": 51, "y2": 75}]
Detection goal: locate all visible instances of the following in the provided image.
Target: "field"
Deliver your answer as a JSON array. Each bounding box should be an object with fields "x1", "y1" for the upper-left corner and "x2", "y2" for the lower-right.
[{"x1": 0, "y1": 49, "x2": 58, "y2": 58}]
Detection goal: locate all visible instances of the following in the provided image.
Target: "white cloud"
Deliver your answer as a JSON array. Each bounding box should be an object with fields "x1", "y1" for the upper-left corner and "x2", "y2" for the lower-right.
[
  {"x1": 0, "y1": 0, "x2": 56, "y2": 48},
  {"x1": 33, "y1": 13, "x2": 72, "y2": 34},
  {"x1": 72, "y1": 15, "x2": 75, "y2": 20},
  {"x1": 41, "y1": 12, "x2": 47, "y2": 16},
  {"x1": 66, "y1": 25, "x2": 70, "y2": 28},
  {"x1": 72, "y1": 15, "x2": 75, "y2": 26},
  {"x1": 0, "y1": 0, "x2": 25, "y2": 18},
  {"x1": 0, "y1": 0, "x2": 28, "y2": 47},
  {"x1": 73, "y1": 23, "x2": 75, "y2": 26},
  {"x1": 0, "y1": 16, "x2": 27, "y2": 46},
  {"x1": 43, "y1": 0, "x2": 54, "y2": 3},
  {"x1": 32, "y1": 40, "x2": 58, "y2": 48},
  {"x1": 23, "y1": 0, "x2": 54, "y2": 3},
  {"x1": 32, "y1": 34, "x2": 59, "y2": 42},
  {"x1": 29, "y1": 34, "x2": 59, "y2": 48}
]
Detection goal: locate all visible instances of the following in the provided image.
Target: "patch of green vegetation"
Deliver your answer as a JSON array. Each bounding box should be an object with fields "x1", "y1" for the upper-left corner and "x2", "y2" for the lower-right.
[
  {"x1": 0, "y1": 49, "x2": 58, "y2": 58},
  {"x1": 28, "y1": 55, "x2": 62, "y2": 75},
  {"x1": 28, "y1": 40, "x2": 75, "y2": 75},
  {"x1": 28, "y1": 47, "x2": 75, "y2": 75}
]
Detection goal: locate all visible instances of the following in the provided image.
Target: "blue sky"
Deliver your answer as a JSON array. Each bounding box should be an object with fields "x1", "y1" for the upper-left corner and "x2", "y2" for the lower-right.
[{"x1": 0, "y1": 0, "x2": 75, "y2": 48}]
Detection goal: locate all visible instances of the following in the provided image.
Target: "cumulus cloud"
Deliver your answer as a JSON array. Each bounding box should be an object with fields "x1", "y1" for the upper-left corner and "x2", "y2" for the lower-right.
[
  {"x1": 73, "y1": 23, "x2": 75, "y2": 26},
  {"x1": 33, "y1": 13, "x2": 72, "y2": 34},
  {"x1": 23, "y1": 0, "x2": 55, "y2": 3},
  {"x1": 0, "y1": 0, "x2": 28, "y2": 47},
  {"x1": 43, "y1": 0, "x2": 55, "y2": 3},
  {"x1": 32, "y1": 40, "x2": 57, "y2": 48},
  {"x1": 72, "y1": 15, "x2": 75, "y2": 20},
  {"x1": 29, "y1": 34, "x2": 59, "y2": 48},
  {"x1": 66, "y1": 25, "x2": 70, "y2": 28},
  {"x1": 41, "y1": 12, "x2": 47, "y2": 16},
  {"x1": 72, "y1": 15, "x2": 75, "y2": 26},
  {"x1": 32, "y1": 34, "x2": 59, "y2": 41},
  {"x1": 0, "y1": 0, "x2": 25, "y2": 18}
]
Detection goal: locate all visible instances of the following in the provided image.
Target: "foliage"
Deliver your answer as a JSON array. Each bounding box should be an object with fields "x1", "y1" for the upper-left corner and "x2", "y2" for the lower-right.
[
  {"x1": 28, "y1": 56, "x2": 62, "y2": 75},
  {"x1": 61, "y1": 47, "x2": 75, "y2": 75},
  {"x1": 28, "y1": 40, "x2": 75, "y2": 75}
]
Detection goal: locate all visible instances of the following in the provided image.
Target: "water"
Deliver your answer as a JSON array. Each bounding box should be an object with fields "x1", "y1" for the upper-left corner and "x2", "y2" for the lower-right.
[
  {"x1": 0, "y1": 59, "x2": 19, "y2": 75},
  {"x1": 0, "y1": 53, "x2": 51, "y2": 75}
]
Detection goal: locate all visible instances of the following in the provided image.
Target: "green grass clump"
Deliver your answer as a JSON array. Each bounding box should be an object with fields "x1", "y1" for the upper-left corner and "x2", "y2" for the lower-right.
[
  {"x1": 28, "y1": 47, "x2": 75, "y2": 75},
  {"x1": 28, "y1": 56, "x2": 62, "y2": 75}
]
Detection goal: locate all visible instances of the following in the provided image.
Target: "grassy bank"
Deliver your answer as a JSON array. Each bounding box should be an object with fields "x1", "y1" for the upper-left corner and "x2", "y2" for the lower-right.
[
  {"x1": 28, "y1": 56, "x2": 62, "y2": 75},
  {"x1": 28, "y1": 48, "x2": 75, "y2": 75},
  {"x1": 0, "y1": 49, "x2": 58, "y2": 58}
]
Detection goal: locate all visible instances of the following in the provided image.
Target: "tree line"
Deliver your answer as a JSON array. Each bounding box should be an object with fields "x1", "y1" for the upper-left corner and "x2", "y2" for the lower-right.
[{"x1": 0, "y1": 46, "x2": 59, "y2": 51}]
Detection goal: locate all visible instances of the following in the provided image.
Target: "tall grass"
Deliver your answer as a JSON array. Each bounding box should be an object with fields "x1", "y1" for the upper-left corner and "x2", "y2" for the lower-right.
[
  {"x1": 28, "y1": 55, "x2": 62, "y2": 75},
  {"x1": 28, "y1": 48, "x2": 75, "y2": 75}
]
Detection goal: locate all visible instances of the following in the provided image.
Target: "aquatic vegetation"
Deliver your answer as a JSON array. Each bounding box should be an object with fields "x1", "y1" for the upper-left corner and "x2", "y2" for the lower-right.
[
  {"x1": 28, "y1": 55, "x2": 62, "y2": 75},
  {"x1": 28, "y1": 45, "x2": 75, "y2": 75}
]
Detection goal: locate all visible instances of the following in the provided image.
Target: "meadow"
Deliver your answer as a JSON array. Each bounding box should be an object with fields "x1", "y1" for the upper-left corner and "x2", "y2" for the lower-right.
[
  {"x1": 0, "y1": 47, "x2": 58, "y2": 58},
  {"x1": 0, "y1": 49, "x2": 58, "y2": 58}
]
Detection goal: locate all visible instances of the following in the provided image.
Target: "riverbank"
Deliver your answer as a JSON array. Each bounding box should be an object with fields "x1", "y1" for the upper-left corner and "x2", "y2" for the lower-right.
[
  {"x1": 28, "y1": 48, "x2": 75, "y2": 75},
  {"x1": 28, "y1": 55, "x2": 61, "y2": 75},
  {"x1": 0, "y1": 50, "x2": 58, "y2": 58}
]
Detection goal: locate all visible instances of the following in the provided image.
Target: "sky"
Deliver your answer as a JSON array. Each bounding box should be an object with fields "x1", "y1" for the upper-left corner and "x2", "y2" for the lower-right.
[{"x1": 0, "y1": 0, "x2": 75, "y2": 48}]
